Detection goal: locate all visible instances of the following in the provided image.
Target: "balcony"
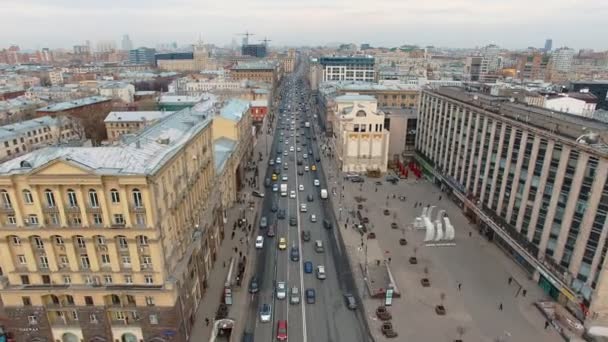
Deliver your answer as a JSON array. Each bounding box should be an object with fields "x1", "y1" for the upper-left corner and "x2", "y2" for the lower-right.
[
  {"x1": 85, "y1": 206, "x2": 102, "y2": 213},
  {"x1": 42, "y1": 206, "x2": 59, "y2": 213},
  {"x1": 111, "y1": 223, "x2": 126, "y2": 229},
  {"x1": 65, "y1": 206, "x2": 81, "y2": 213},
  {"x1": 130, "y1": 205, "x2": 146, "y2": 213},
  {"x1": 0, "y1": 205, "x2": 14, "y2": 213}
]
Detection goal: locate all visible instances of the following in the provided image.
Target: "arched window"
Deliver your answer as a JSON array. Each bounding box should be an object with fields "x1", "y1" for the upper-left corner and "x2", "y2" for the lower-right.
[
  {"x1": 110, "y1": 189, "x2": 120, "y2": 203},
  {"x1": 1, "y1": 190, "x2": 12, "y2": 208},
  {"x1": 22, "y1": 190, "x2": 33, "y2": 204},
  {"x1": 44, "y1": 189, "x2": 56, "y2": 207},
  {"x1": 132, "y1": 188, "x2": 143, "y2": 208},
  {"x1": 67, "y1": 189, "x2": 78, "y2": 207},
  {"x1": 356, "y1": 110, "x2": 367, "y2": 117},
  {"x1": 88, "y1": 189, "x2": 99, "y2": 207}
]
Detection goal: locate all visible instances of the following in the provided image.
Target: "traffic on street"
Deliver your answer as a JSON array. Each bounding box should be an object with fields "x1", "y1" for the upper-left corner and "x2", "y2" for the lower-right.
[{"x1": 241, "y1": 60, "x2": 371, "y2": 342}]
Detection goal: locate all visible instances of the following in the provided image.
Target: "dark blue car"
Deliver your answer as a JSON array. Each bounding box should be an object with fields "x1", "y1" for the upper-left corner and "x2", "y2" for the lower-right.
[{"x1": 304, "y1": 261, "x2": 313, "y2": 273}]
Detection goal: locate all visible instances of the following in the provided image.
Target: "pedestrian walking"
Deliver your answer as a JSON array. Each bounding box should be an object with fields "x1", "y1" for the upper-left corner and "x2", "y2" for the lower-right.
[
  {"x1": 239, "y1": 251, "x2": 242, "y2": 257},
  {"x1": 205, "y1": 318, "x2": 210, "y2": 326},
  {"x1": 458, "y1": 283, "x2": 462, "y2": 291},
  {"x1": 499, "y1": 303, "x2": 503, "y2": 311},
  {"x1": 508, "y1": 276, "x2": 513, "y2": 285},
  {"x1": 469, "y1": 231, "x2": 472, "y2": 237},
  {"x1": 439, "y1": 195, "x2": 442, "y2": 201},
  {"x1": 234, "y1": 247, "x2": 238, "y2": 253},
  {"x1": 522, "y1": 289, "x2": 527, "y2": 297},
  {"x1": 388, "y1": 257, "x2": 392, "y2": 264},
  {"x1": 231, "y1": 231, "x2": 235, "y2": 240},
  {"x1": 544, "y1": 320, "x2": 550, "y2": 329}
]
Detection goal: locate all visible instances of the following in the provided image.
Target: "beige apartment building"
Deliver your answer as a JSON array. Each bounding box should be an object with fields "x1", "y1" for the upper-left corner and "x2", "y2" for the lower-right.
[
  {"x1": 104, "y1": 111, "x2": 174, "y2": 141},
  {"x1": 0, "y1": 94, "x2": 252, "y2": 342},
  {"x1": 332, "y1": 94, "x2": 390, "y2": 173},
  {"x1": 417, "y1": 87, "x2": 608, "y2": 327}
]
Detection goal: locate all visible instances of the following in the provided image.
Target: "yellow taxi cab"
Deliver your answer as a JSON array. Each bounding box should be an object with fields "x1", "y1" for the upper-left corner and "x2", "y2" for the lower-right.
[
  {"x1": 278, "y1": 237, "x2": 287, "y2": 250},
  {"x1": 272, "y1": 174, "x2": 278, "y2": 181},
  {"x1": 311, "y1": 164, "x2": 317, "y2": 171}
]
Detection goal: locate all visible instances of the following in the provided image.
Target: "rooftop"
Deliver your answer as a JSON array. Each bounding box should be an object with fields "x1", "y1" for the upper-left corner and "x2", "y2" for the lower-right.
[
  {"x1": 159, "y1": 94, "x2": 205, "y2": 104},
  {"x1": 250, "y1": 99, "x2": 268, "y2": 107},
  {"x1": 431, "y1": 87, "x2": 608, "y2": 154},
  {"x1": 322, "y1": 81, "x2": 420, "y2": 92},
  {"x1": 213, "y1": 137, "x2": 237, "y2": 173},
  {"x1": 231, "y1": 61, "x2": 278, "y2": 71},
  {"x1": 335, "y1": 94, "x2": 377, "y2": 103},
  {"x1": 219, "y1": 98, "x2": 250, "y2": 121},
  {"x1": 0, "y1": 116, "x2": 58, "y2": 140},
  {"x1": 36, "y1": 96, "x2": 110, "y2": 112},
  {"x1": 104, "y1": 111, "x2": 175, "y2": 123},
  {"x1": 98, "y1": 81, "x2": 133, "y2": 89},
  {"x1": 0, "y1": 94, "x2": 218, "y2": 176}
]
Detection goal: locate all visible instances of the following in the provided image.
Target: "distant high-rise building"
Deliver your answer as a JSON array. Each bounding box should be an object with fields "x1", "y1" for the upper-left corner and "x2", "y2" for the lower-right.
[
  {"x1": 96, "y1": 40, "x2": 116, "y2": 53},
  {"x1": 319, "y1": 56, "x2": 375, "y2": 82},
  {"x1": 544, "y1": 39, "x2": 553, "y2": 52},
  {"x1": 121, "y1": 34, "x2": 133, "y2": 51},
  {"x1": 128, "y1": 47, "x2": 156, "y2": 65},
  {"x1": 73, "y1": 45, "x2": 91, "y2": 55},
  {"x1": 551, "y1": 47, "x2": 575, "y2": 73},
  {"x1": 241, "y1": 44, "x2": 267, "y2": 58}
]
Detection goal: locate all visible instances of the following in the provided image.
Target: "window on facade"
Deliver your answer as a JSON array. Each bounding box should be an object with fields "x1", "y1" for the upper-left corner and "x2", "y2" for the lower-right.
[
  {"x1": 22, "y1": 190, "x2": 33, "y2": 204},
  {"x1": 1, "y1": 190, "x2": 12, "y2": 209},
  {"x1": 142, "y1": 256, "x2": 152, "y2": 265},
  {"x1": 92, "y1": 214, "x2": 103, "y2": 225},
  {"x1": 149, "y1": 314, "x2": 159, "y2": 325},
  {"x1": 121, "y1": 255, "x2": 131, "y2": 266},
  {"x1": 132, "y1": 188, "x2": 143, "y2": 207},
  {"x1": 27, "y1": 214, "x2": 39, "y2": 225},
  {"x1": 101, "y1": 254, "x2": 110, "y2": 264},
  {"x1": 49, "y1": 213, "x2": 59, "y2": 225},
  {"x1": 44, "y1": 189, "x2": 56, "y2": 207},
  {"x1": 12, "y1": 236, "x2": 21, "y2": 245},
  {"x1": 124, "y1": 275, "x2": 133, "y2": 284},
  {"x1": 96, "y1": 236, "x2": 105, "y2": 245},
  {"x1": 59, "y1": 255, "x2": 69, "y2": 266},
  {"x1": 110, "y1": 189, "x2": 120, "y2": 203},
  {"x1": 21, "y1": 275, "x2": 30, "y2": 284},
  {"x1": 80, "y1": 255, "x2": 90, "y2": 269},
  {"x1": 118, "y1": 236, "x2": 128, "y2": 249},
  {"x1": 76, "y1": 237, "x2": 86, "y2": 248},
  {"x1": 39, "y1": 256, "x2": 49, "y2": 269},
  {"x1": 63, "y1": 275, "x2": 71, "y2": 284},
  {"x1": 67, "y1": 189, "x2": 78, "y2": 207},
  {"x1": 135, "y1": 213, "x2": 146, "y2": 226},
  {"x1": 90, "y1": 313, "x2": 98, "y2": 323},
  {"x1": 137, "y1": 235, "x2": 149, "y2": 246},
  {"x1": 88, "y1": 189, "x2": 99, "y2": 207},
  {"x1": 114, "y1": 214, "x2": 125, "y2": 225},
  {"x1": 144, "y1": 275, "x2": 153, "y2": 284},
  {"x1": 145, "y1": 296, "x2": 155, "y2": 306},
  {"x1": 353, "y1": 124, "x2": 360, "y2": 132},
  {"x1": 18, "y1": 255, "x2": 26, "y2": 264},
  {"x1": 71, "y1": 310, "x2": 78, "y2": 320},
  {"x1": 55, "y1": 236, "x2": 64, "y2": 245},
  {"x1": 41, "y1": 275, "x2": 51, "y2": 284},
  {"x1": 22, "y1": 296, "x2": 31, "y2": 306},
  {"x1": 7, "y1": 215, "x2": 16, "y2": 225},
  {"x1": 85, "y1": 296, "x2": 94, "y2": 305},
  {"x1": 104, "y1": 275, "x2": 113, "y2": 284},
  {"x1": 33, "y1": 236, "x2": 44, "y2": 249}
]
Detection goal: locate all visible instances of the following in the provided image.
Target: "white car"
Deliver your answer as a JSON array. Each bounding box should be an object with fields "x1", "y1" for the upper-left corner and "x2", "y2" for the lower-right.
[
  {"x1": 314, "y1": 179, "x2": 320, "y2": 186},
  {"x1": 255, "y1": 236, "x2": 264, "y2": 249},
  {"x1": 276, "y1": 281, "x2": 287, "y2": 299},
  {"x1": 290, "y1": 146, "x2": 294, "y2": 152},
  {"x1": 284, "y1": 151, "x2": 288, "y2": 156},
  {"x1": 282, "y1": 175, "x2": 288, "y2": 181},
  {"x1": 299, "y1": 184, "x2": 304, "y2": 191},
  {"x1": 260, "y1": 303, "x2": 272, "y2": 322},
  {"x1": 290, "y1": 191, "x2": 296, "y2": 199},
  {"x1": 316, "y1": 265, "x2": 326, "y2": 280},
  {"x1": 297, "y1": 147, "x2": 301, "y2": 152},
  {"x1": 276, "y1": 157, "x2": 282, "y2": 164},
  {"x1": 304, "y1": 166, "x2": 309, "y2": 172},
  {"x1": 300, "y1": 203, "x2": 307, "y2": 212},
  {"x1": 303, "y1": 153, "x2": 308, "y2": 159},
  {"x1": 310, "y1": 214, "x2": 317, "y2": 222}
]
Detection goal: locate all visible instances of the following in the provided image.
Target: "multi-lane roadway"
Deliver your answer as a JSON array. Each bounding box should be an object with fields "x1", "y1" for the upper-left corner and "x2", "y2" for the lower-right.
[{"x1": 242, "y1": 62, "x2": 371, "y2": 342}]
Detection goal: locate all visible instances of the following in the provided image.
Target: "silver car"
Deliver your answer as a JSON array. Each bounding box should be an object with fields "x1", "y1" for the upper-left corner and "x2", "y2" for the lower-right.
[
  {"x1": 290, "y1": 287, "x2": 300, "y2": 304},
  {"x1": 276, "y1": 281, "x2": 287, "y2": 299}
]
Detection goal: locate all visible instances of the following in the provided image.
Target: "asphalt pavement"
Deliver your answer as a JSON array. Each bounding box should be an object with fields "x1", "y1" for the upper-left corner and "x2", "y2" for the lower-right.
[{"x1": 242, "y1": 63, "x2": 372, "y2": 342}]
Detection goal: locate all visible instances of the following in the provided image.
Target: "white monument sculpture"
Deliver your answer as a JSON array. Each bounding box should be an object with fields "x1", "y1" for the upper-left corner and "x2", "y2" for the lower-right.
[{"x1": 417, "y1": 206, "x2": 456, "y2": 244}]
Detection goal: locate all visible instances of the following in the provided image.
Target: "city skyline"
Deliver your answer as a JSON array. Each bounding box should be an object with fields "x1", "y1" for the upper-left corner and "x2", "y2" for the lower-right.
[{"x1": 1, "y1": 0, "x2": 607, "y2": 51}]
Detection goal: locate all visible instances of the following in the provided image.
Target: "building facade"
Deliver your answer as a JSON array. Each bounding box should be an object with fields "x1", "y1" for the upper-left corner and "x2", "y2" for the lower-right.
[
  {"x1": 416, "y1": 87, "x2": 608, "y2": 324},
  {"x1": 98, "y1": 82, "x2": 135, "y2": 104},
  {"x1": 230, "y1": 62, "x2": 279, "y2": 89},
  {"x1": 332, "y1": 94, "x2": 389, "y2": 173},
  {"x1": 0, "y1": 95, "x2": 235, "y2": 342},
  {"x1": 128, "y1": 48, "x2": 156, "y2": 65},
  {"x1": 104, "y1": 111, "x2": 175, "y2": 141},
  {"x1": 319, "y1": 56, "x2": 375, "y2": 82}
]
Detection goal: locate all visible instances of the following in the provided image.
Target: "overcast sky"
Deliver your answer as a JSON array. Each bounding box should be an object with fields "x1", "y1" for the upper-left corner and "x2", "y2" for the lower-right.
[{"x1": 1, "y1": 0, "x2": 607, "y2": 51}]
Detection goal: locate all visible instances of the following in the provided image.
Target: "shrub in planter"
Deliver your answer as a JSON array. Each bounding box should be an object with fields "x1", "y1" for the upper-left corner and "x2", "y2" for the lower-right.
[
  {"x1": 420, "y1": 278, "x2": 431, "y2": 287},
  {"x1": 409, "y1": 256, "x2": 418, "y2": 264}
]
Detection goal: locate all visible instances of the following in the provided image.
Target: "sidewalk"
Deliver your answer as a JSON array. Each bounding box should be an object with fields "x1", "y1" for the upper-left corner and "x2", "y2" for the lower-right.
[{"x1": 189, "y1": 113, "x2": 276, "y2": 341}]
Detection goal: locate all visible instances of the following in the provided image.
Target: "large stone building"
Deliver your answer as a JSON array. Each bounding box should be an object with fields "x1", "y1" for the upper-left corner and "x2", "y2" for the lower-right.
[
  {"x1": 331, "y1": 94, "x2": 390, "y2": 173},
  {"x1": 0, "y1": 94, "x2": 253, "y2": 341},
  {"x1": 229, "y1": 61, "x2": 280, "y2": 89},
  {"x1": 319, "y1": 56, "x2": 376, "y2": 82},
  {"x1": 0, "y1": 116, "x2": 84, "y2": 162},
  {"x1": 97, "y1": 82, "x2": 135, "y2": 104},
  {"x1": 104, "y1": 111, "x2": 175, "y2": 141},
  {"x1": 416, "y1": 87, "x2": 608, "y2": 327}
]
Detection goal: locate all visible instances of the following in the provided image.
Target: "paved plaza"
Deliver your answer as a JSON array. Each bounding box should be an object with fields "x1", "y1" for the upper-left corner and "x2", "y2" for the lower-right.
[{"x1": 323, "y1": 156, "x2": 562, "y2": 341}]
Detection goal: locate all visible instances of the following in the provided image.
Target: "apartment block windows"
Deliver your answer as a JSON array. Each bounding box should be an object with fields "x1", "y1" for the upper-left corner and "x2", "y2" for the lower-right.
[
  {"x1": 33, "y1": 236, "x2": 44, "y2": 249},
  {"x1": 145, "y1": 296, "x2": 155, "y2": 306},
  {"x1": 39, "y1": 256, "x2": 49, "y2": 269},
  {"x1": 135, "y1": 213, "x2": 146, "y2": 226},
  {"x1": 110, "y1": 189, "x2": 120, "y2": 203},
  {"x1": 88, "y1": 189, "x2": 99, "y2": 207},
  {"x1": 76, "y1": 236, "x2": 86, "y2": 249},
  {"x1": 28, "y1": 214, "x2": 39, "y2": 225},
  {"x1": 124, "y1": 275, "x2": 133, "y2": 284},
  {"x1": 1, "y1": 190, "x2": 12, "y2": 209},
  {"x1": 67, "y1": 189, "x2": 78, "y2": 207},
  {"x1": 144, "y1": 275, "x2": 153, "y2": 284},
  {"x1": 12, "y1": 236, "x2": 21, "y2": 246},
  {"x1": 22, "y1": 296, "x2": 32, "y2": 306},
  {"x1": 133, "y1": 188, "x2": 143, "y2": 207},
  {"x1": 118, "y1": 236, "x2": 128, "y2": 249},
  {"x1": 114, "y1": 214, "x2": 125, "y2": 225},
  {"x1": 104, "y1": 275, "x2": 113, "y2": 284},
  {"x1": 44, "y1": 189, "x2": 56, "y2": 207},
  {"x1": 137, "y1": 235, "x2": 148, "y2": 246},
  {"x1": 18, "y1": 255, "x2": 26, "y2": 264},
  {"x1": 101, "y1": 254, "x2": 111, "y2": 265},
  {"x1": 92, "y1": 214, "x2": 103, "y2": 225},
  {"x1": 22, "y1": 190, "x2": 33, "y2": 204},
  {"x1": 7, "y1": 215, "x2": 16, "y2": 225},
  {"x1": 80, "y1": 255, "x2": 90, "y2": 269}
]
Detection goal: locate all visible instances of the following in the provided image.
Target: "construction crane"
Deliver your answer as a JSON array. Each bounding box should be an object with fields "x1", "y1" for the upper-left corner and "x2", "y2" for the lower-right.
[
  {"x1": 260, "y1": 37, "x2": 272, "y2": 46},
  {"x1": 236, "y1": 31, "x2": 255, "y2": 45}
]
